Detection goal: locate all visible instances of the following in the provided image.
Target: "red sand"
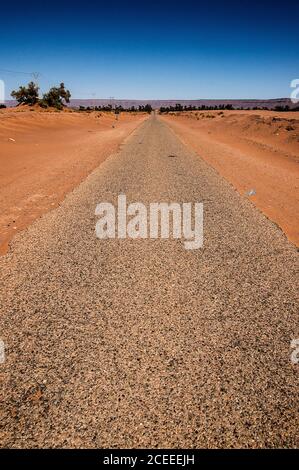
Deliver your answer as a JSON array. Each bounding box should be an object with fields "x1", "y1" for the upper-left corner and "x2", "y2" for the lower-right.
[
  {"x1": 162, "y1": 110, "x2": 299, "y2": 247},
  {"x1": 0, "y1": 109, "x2": 146, "y2": 254}
]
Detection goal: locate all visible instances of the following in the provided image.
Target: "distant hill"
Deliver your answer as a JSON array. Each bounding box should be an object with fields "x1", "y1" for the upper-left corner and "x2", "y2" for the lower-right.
[{"x1": 4, "y1": 98, "x2": 297, "y2": 109}]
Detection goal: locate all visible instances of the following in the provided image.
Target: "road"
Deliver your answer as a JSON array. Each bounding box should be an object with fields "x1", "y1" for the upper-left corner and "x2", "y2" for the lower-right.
[{"x1": 0, "y1": 114, "x2": 298, "y2": 448}]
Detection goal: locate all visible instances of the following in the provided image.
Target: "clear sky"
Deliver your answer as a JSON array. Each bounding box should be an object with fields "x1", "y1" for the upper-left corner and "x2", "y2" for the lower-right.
[{"x1": 0, "y1": 0, "x2": 298, "y2": 100}]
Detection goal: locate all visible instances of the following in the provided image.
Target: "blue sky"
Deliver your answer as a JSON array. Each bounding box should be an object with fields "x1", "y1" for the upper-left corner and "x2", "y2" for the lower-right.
[{"x1": 0, "y1": 0, "x2": 298, "y2": 99}]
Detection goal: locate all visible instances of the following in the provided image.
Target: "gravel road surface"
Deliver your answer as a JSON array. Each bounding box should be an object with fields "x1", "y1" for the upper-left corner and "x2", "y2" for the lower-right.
[{"x1": 0, "y1": 114, "x2": 298, "y2": 448}]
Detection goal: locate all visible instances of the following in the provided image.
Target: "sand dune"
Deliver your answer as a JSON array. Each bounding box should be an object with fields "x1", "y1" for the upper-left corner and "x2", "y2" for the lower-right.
[
  {"x1": 0, "y1": 108, "x2": 146, "y2": 254},
  {"x1": 162, "y1": 110, "x2": 299, "y2": 246}
]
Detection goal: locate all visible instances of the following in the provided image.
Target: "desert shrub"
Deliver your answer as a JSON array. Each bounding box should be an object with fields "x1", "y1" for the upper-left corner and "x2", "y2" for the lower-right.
[
  {"x1": 41, "y1": 83, "x2": 71, "y2": 110},
  {"x1": 274, "y1": 105, "x2": 290, "y2": 112},
  {"x1": 39, "y1": 100, "x2": 48, "y2": 108},
  {"x1": 0, "y1": 104, "x2": 6, "y2": 109},
  {"x1": 138, "y1": 104, "x2": 152, "y2": 113},
  {"x1": 11, "y1": 81, "x2": 39, "y2": 105}
]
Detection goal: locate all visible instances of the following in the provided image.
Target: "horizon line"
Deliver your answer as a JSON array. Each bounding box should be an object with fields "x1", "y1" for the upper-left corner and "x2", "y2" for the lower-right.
[{"x1": 5, "y1": 97, "x2": 291, "y2": 102}]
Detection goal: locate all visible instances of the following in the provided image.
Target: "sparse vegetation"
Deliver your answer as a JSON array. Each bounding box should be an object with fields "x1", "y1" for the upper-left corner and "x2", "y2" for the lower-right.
[
  {"x1": 11, "y1": 81, "x2": 71, "y2": 110},
  {"x1": 78, "y1": 104, "x2": 152, "y2": 113},
  {"x1": 274, "y1": 105, "x2": 290, "y2": 112},
  {"x1": 11, "y1": 81, "x2": 39, "y2": 106},
  {"x1": 40, "y1": 83, "x2": 71, "y2": 110},
  {"x1": 159, "y1": 103, "x2": 235, "y2": 113},
  {"x1": 159, "y1": 103, "x2": 299, "y2": 113}
]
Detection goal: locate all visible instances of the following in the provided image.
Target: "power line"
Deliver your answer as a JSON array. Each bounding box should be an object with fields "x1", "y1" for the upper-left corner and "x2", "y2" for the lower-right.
[
  {"x1": 0, "y1": 69, "x2": 41, "y2": 91},
  {"x1": 0, "y1": 68, "x2": 41, "y2": 81},
  {"x1": 0, "y1": 68, "x2": 32, "y2": 75}
]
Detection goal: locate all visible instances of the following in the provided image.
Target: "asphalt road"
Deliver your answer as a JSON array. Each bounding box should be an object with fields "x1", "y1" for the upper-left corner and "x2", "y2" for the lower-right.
[{"x1": 0, "y1": 114, "x2": 298, "y2": 448}]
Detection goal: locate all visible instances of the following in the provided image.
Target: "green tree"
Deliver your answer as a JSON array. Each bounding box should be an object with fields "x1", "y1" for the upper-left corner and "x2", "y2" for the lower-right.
[
  {"x1": 11, "y1": 81, "x2": 39, "y2": 105},
  {"x1": 41, "y1": 83, "x2": 71, "y2": 109}
]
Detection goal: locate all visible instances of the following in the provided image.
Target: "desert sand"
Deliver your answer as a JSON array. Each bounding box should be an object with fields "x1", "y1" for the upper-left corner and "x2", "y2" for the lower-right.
[
  {"x1": 0, "y1": 108, "x2": 146, "y2": 254},
  {"x1": 161, "y1": 110, "x2": 299, "y2": 247}
]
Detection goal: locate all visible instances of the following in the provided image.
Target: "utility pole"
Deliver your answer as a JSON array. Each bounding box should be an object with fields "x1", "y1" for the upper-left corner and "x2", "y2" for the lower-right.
[
  {"x1": 31, "y1": 72, "x2": 40, "y2": 83},
  {"x1": 109, "y1": 96, "x2": 115, "y2": 109},
  {"x1": 91, "y1": 92, "x2": 96, "y2": 109}
]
